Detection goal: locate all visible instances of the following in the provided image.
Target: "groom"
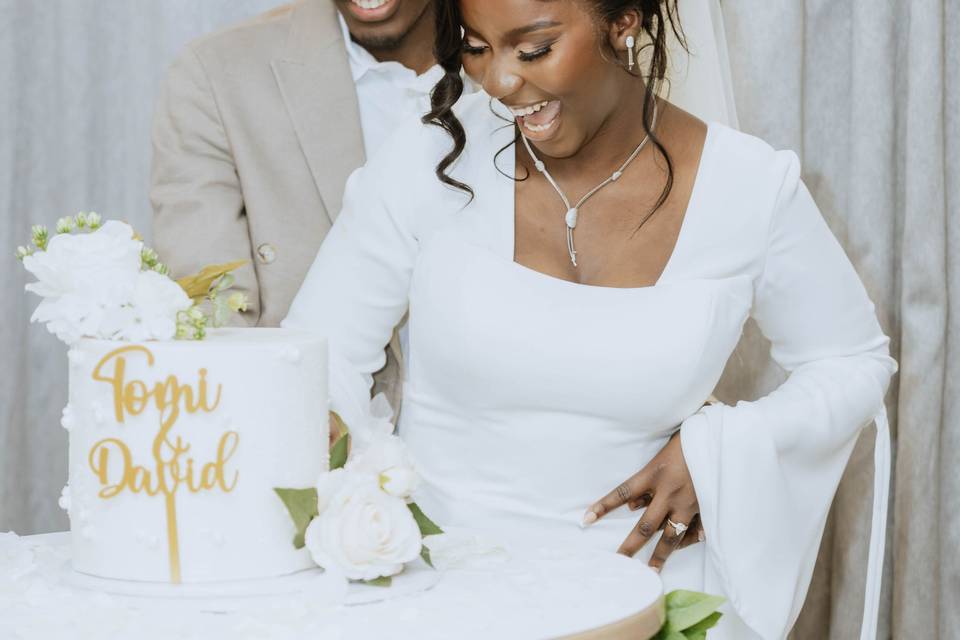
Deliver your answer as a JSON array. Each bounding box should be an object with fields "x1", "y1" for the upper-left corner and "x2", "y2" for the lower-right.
[{"x1": 150, "y1": 0, "x2": 450, "y2": 414}]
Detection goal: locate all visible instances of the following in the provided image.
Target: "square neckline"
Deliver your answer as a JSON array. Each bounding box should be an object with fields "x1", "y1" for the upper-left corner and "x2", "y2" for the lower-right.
[{"x1": 501, "y1": 119, "x2": 719, "y2": 292}]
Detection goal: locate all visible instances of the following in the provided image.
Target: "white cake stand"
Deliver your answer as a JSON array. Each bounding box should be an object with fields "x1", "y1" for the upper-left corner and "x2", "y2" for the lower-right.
[{"x1": 56, "y1": 534, "x2": 441, "y2": 611}]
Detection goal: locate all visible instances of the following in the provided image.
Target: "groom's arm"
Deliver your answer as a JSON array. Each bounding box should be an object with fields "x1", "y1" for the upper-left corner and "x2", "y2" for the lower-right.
[{"x1": 149, "y1": 47, "x2": 260, "y2": 327}]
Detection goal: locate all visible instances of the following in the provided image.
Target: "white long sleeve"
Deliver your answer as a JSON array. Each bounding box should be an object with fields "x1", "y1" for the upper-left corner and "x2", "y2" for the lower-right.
[
  {"x1": 281, "y1": 150, "x2": 420, "y2": 441},
  {"x1": 679, "y1": 151, "x2": 897, "y2": 639}
]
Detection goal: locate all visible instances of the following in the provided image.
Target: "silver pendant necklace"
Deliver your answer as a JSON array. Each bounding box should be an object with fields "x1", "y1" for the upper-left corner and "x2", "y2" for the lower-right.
[{"x1": 519, "y1": 102, "x2": 659, "y2": 267}]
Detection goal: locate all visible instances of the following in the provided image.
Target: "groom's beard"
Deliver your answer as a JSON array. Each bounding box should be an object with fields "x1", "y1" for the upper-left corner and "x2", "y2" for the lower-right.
[{"x1": 348, "y1": 0, "x2": 432, "y2": 52}]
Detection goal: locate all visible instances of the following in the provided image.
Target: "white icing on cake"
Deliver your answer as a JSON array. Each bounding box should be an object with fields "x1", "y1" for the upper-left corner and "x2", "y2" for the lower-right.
[{"x1": 66, "y1": 328, "x2": 329, "y2": 583}]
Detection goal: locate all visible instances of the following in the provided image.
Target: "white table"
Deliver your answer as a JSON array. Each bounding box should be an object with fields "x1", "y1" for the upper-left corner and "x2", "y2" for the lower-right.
[{"x1": 0, "y1": 531, "x2": 665, "y2": 640}]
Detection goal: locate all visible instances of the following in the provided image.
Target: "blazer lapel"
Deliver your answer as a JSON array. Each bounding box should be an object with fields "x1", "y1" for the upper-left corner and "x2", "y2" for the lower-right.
[{"x1": 271, "y1": 0, "x2": 365, "y2": 223}]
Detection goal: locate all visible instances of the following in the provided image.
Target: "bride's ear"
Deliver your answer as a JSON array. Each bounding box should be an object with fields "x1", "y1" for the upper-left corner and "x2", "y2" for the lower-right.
[{"x1": 606, "y1": 9, "x2": 642, "y2": 54}]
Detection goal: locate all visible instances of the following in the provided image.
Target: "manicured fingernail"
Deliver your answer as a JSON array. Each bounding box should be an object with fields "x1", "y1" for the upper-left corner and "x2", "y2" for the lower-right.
[
  {"x1": 698, "y1": 530, "x2": 705, "y2": 542},
  {"x1": 651, "y1": 565, "x2": 661, "y2": 574},
  {"x1": 580, "y1": 510, "x2": 598, "y2": 528}
]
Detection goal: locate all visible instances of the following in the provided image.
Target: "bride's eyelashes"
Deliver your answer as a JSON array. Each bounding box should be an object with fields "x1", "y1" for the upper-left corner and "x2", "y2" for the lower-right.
[
  {"x1": 517, "y1": 44, "x2": 553, "y2": 62},
  {"x1": 461, "y1": 40, "x2": 557, "y2": 62},
  {"x1": 461, "y1": 42, "x2": 488, "y2": 56}
]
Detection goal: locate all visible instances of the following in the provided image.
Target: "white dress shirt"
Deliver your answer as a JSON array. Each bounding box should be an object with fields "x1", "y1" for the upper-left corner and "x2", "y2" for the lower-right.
[{"x1": 339, "y1": 13, "x2": 470, "y2": 159}]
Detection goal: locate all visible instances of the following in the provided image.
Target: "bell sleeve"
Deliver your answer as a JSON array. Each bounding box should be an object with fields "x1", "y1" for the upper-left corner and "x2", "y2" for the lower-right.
[{"x1": 678, "y1": 151, "x2": 897, "y2": 639}]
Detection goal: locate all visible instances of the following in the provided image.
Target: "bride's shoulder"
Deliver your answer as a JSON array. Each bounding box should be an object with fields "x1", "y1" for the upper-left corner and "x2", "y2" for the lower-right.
[
  {"x1": 704, "y1": 122, "x2": 804, "y2": 213},
  {"x1": 708, "y1": 123, "x2": 801, "y2": 183},
  {"x1": 708, "y1": 121, "x2": 797, "y2": 170}
]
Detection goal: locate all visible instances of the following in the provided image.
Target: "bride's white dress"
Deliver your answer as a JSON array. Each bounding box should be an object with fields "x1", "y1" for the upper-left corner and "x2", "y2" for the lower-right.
[{"x1": 282, "y1": 92, "x2": 897, "y2": 639}]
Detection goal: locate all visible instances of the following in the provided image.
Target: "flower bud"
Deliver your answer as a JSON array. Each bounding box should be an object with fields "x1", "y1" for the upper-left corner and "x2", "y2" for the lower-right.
[
  {"x1": 31, "y1": 225, "x2": 49, "y2": 250},
  {"x1": 227, "y1": 292, "x2": 248, "y2": 312},
  {"x1": 140, "y1": 247, "x2": 158, "y2": 267},
  {"x1": 86, "y1": 212, "x2": 102, "y2": 229},
  {"x1": 75, "y1": 212, "x2": 88, "y2": 228},
  {"x1": 56, "y1": 217, "x2": 75, "y2": 234},
  {"x1": 15, "y1": 245, "x2": 32, "y2": 261}
]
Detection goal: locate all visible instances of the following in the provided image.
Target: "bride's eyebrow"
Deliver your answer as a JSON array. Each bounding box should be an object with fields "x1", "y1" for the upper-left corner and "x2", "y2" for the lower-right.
[{"x1": 505, "y1": 19, "x2": 562, "y2": 39}]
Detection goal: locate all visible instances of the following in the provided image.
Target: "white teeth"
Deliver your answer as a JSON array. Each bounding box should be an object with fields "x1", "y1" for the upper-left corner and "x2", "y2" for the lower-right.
[
  {"x1": 351, "y1": 0, "x2": 389, "y2": 9},
  {"x1": 509, "y1": 100, "x2": 551, "y2": 117},
  {"x1": 523, "y1": 118, "x2": 557, "y2": 133}
]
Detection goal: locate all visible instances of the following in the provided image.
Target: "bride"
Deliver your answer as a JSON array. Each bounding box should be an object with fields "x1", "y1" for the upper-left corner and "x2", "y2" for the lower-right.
[{"x1": 282, "y1": 1, "x2": 896, "y2": 637}]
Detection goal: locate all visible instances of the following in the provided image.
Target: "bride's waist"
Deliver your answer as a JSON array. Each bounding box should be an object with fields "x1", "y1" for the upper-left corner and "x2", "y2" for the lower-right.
[{"x1": 398, "y1": 399, "x2": 677, "y2": 512}]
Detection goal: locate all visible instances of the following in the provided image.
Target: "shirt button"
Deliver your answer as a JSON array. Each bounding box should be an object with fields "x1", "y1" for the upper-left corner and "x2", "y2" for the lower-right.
[{"x1": 256, "y1": 243, "x2": 277, "y2": 264}]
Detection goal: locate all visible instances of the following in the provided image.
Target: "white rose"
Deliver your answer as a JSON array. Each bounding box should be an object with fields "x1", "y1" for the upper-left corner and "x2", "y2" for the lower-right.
[
  {"x1": 104, "y1": 270, "x2": 192, "y2": 342},
  {"x1": 23, "y1": 220, "x2": 141, "y2": 301},
  {"x1": 346, "y1": 432, "x2": 420, "y2": 499},
  {"x1": 305, "y1": 469, "x2": 422, "y2": 581},
  {"x1": 29, "y1": 293, "x2": 110, "y2": 344},
  {"x1": 22, "y1": 221, "x2": 143, "y2": 343}
]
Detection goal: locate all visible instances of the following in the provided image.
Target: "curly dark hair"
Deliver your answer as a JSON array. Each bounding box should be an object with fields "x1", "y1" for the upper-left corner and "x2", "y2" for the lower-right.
[{"x1": 422, "y1": 0, "x2": 686, "y2": 216}]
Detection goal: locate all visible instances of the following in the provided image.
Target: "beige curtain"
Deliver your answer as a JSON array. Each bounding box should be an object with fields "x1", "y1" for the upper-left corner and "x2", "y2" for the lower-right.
[{"x1": 718, "y1": 0, "x2": 958, "y2": 637}]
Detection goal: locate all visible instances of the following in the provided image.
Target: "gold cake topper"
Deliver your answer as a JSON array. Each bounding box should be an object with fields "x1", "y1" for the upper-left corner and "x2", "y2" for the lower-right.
[{"x1": 88, "y1": 345, "x2": 239, "y2": 583}]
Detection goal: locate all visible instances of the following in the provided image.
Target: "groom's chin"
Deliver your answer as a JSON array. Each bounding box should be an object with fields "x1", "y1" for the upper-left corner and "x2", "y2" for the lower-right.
[{"x1": 335, "y1": 0, "x2": 431, "y2": 51}]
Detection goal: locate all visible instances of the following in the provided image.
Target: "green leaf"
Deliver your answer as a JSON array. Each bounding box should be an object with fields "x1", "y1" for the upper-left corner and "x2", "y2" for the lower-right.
[
  {"x1": 420, "y1": 544, "x2": 434, "y2": 569},
  {"x1": 407, "y1": 502, "x2": 444, "y2": 536},
  {"x1": 330, "y1": 433, "x2": 350, "y2": 470},
  {"x1": 362, "y1": 575, "x2": 392, "y2": 587},
  {"x1": 682, "y1": 612, "x2": 723, "y2": 640},
  {"x1": 273, "y1": 487, "x2": 319, "y2": 549},
  {"x1": 652, "y1": 630, "x2": 686, "y2": 640},
  {"x1": 663, "y1": 590, "x2": 726, "y2": 632}
]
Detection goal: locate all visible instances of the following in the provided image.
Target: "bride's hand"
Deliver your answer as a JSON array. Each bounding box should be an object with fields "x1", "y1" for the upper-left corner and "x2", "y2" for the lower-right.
[{"x1": 582, "y1": 430, "x2": 704, "y2": 573}]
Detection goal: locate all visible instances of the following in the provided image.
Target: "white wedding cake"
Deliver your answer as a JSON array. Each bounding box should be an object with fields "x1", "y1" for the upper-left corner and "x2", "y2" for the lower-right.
[
  {"x1": 19, "y1": 217, "x2": 437, "y2": 591},
  {"x1": 61, "y1": 328, "x2": 329, "y2": 583}
]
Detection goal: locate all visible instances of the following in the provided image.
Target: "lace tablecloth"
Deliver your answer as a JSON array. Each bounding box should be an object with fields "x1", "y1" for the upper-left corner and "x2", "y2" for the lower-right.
[{"x1": 0, "y1": 530, "x2": 664, "y2": 639}]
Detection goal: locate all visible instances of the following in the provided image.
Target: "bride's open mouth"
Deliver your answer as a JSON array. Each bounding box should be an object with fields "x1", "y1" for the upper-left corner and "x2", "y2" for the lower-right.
[
  {"x1": 509, "y1": 100, "x2": 562, "y2": 141},
  {"x1": 344, "y1": 0, "x2": 399, "y2": 22}
]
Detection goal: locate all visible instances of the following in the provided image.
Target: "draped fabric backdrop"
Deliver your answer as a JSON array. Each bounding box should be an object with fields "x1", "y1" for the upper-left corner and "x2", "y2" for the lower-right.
[{"x1": 0, "y1": 2, "x2": 955, "y2": 638}]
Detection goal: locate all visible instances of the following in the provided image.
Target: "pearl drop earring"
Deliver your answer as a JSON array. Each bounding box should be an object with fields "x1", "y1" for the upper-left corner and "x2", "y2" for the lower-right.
[{"x1": 626, "y1": 35, "x2": 636, "y2": 71}]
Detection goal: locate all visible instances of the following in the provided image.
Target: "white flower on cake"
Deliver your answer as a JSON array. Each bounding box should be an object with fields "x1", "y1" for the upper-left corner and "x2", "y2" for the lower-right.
[
  {"x1": 275, "y1": 394, "x2": 442, "y2": 584},
  {"x1": 17, "y1": 213, "x2": 250, "y2": 343},
  {"x1": 101, "y1": 270, "x2": 191, "y2": 342},
  {"x1": 304, "y1": 469, "x2": 422, "y2": 581},
  {"x1": 346, "y1": 432, "x2": 420, "y2": 499},
  {"x1": 21, "y1": 220, "x2": 141, "y2": 344}
]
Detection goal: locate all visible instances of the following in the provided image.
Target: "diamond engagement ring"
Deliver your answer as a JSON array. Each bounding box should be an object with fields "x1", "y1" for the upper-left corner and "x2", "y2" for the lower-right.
[{"x1": 667, "y1": 518, "x2": 689, "y2": 537}]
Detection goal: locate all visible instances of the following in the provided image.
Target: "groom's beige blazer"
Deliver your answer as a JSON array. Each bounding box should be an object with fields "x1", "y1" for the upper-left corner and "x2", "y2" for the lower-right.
[{"x1": 150, "y1": 0, "x2": 402, "y2": 406}]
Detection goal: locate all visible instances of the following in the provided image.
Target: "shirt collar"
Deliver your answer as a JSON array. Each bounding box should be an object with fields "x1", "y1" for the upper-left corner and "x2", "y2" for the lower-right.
[{"x1": 336, "y1": 11, "x2": 471, "y2": 95}]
